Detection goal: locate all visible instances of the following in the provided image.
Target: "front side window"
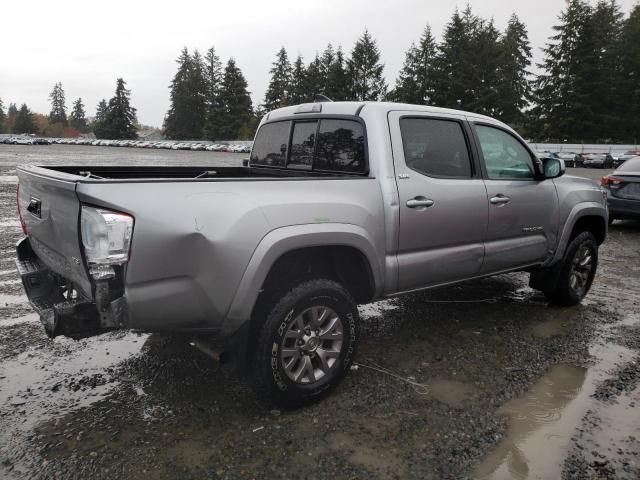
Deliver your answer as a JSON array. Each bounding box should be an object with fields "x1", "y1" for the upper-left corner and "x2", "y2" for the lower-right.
[
  {"x1": 288, "y1": 121, "x2": 317, "y2": 169},
  {"x1": 399, "y1": 118, "x2": 472, "y2": 178},
  {"x1": 475, "y1": 125, "x2": 535, "y2": 180},
  {"x1": 250, "y1": 121, "x2": 291, "y2": 167},
  {"x1": 315, "y1": 119, "x2": 366, "y2": 173}
]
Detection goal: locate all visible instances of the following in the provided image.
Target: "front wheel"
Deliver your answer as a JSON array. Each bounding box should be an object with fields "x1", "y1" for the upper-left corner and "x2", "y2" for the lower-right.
[
  {"x1": 249, "y1": 279, "x2": 359, "y2": 408},
  {"x1": 545, "y1": 231, "x2": 598, "y2": 306}
]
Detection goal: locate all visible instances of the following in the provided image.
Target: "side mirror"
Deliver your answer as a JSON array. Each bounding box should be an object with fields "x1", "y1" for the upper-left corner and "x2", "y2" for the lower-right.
[{"x1": 542, "y1": 157, "x2": 565, "y2": 179}]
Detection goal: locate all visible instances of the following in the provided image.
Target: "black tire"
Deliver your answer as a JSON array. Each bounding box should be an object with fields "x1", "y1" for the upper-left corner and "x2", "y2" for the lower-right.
[
  {"x1": 608, "y1": 216, "x2": 616, "y2": 226},
  {"x1": 249, "y1": 279, "x2": 359, "y2": 408},
  {"x1": 545, "y1": 231, "x2": 598, "y2": 306}
]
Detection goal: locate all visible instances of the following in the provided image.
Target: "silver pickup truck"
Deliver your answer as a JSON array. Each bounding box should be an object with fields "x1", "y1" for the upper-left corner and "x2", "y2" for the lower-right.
[{"x1": 15, "y1": 101, "x2": 608, "y2": 407}]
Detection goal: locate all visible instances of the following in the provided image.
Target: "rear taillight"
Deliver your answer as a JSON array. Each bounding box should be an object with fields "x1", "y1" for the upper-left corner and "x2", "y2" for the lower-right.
[
  {"x1": 16, "y1": 184, "x2": 27, "y2": 235},
  {"x1": 81, "y1": 206, "x2": 134, "y2": 279},
  {"x1": 600, "y1": 176, "x2": 623, "y2": 187}
]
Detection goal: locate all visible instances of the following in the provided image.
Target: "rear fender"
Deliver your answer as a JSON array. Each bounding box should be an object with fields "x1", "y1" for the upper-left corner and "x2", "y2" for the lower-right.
[{"x1": 224, "y1": 223, "x2": 383, "y2": 335}]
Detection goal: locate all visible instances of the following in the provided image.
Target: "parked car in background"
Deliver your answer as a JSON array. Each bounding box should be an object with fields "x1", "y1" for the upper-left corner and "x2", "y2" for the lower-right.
[
  {"x1": 15, "y1": 137, "x2": 35, "y2": 145},
  {"x1": 614, "y1": 150, "x2": 640, "y2": 168},
  {"x1": 558, "y1": 153, "x2": 580, "y2": 167},
  {"x1": 584, "y1": 154, "x2": 614, "y2": 169},
  {"x1": 601, "y1": 156, "x2": 640, "y2": 224}
]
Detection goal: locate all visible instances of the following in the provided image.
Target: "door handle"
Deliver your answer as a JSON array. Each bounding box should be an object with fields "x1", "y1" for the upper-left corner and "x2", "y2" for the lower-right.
[
  {"x1": 406, "y1": 197, "x2": 435, "y2": 208},
  {"x1": 490, "y1": 195, "x2": 511, "y2": 205}
]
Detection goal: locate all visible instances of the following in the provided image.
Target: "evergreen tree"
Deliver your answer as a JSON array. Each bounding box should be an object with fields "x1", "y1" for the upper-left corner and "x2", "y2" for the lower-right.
[
  {"x1": 102, "y1": 78, "x2": 138, "y2": 139},
  {"x1": 188, "y1": 49, "x2": 209, "y2": 136},
  {"x1": 93, "y1": 99, "x2": 109, "y2": 137},
  {"x1": 390, "y1": 25, "x2": 438, "y2": 104},
  {"x1": 585, "y1": 0, "x2": 624, "y2": 140},
  {"x1": 164, "y1": 47, "x2": 193, "y2": 139},
  {"x1": 325, "y1": 46, "x2": 350, "y2": 100},
  {"x1": 14, "y1": 104, "x2": 37, "y2": 134},
  {"x1": 163, "y1": 48, "x2": 208, "y2": 139},
  {"x1": 469, "y1": 18, "x2": 503, "y2": 116},
  {"x1": 218, "y1": 58, "x2": 253, "y2": 139},
  {"x1": 347, "y1": 29, "x2": 387, "y2": 101},
  {"x1": 304, "y1": 53, "x2": 324, "y2": 99},
  {"x1": 618, "y1": 4, "x2": 640, "y2": 141},
  {"x1": 289, "y1": 55, "x2": 307, "y2": 104},
  {"x1": 532, "y1": 0, "x2": 593, "y2": 141},
  {"x1": 497, "y1": 14, "x2": 532, "y2": 128},
  {"x1": 48, "y1": 82, "x2": 68, "y2": 126},
  {"x1": 320, "y1": 44, "x2": 335, "y2": 84},
  {"x1": 204, "y1": 46, "x2": 225, "y2": 140},
  {"x1": 432, "y1": 7, "x2": 485, "y2": 110},
  {"x1": 0, "y1": 98, "x2": 6, "y2": 134},
  {"x1": 263, "y1": 47, "x2": 293, "y2": 110},
  {"x1": 7, "y1": 103, "x2": 18, "y2": 133},
  {"x1": 69, "y1": 98, "x2": 88, "y2": 132}
]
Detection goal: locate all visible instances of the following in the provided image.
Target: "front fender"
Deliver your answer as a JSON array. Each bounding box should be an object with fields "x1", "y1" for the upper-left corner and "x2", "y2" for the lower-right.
[
  {"x1": 223, "y1": 223, "x2": 383, "y2": 335},
  {"x1": 548, "y1": 202, "x2": 608, "y2": 265}
]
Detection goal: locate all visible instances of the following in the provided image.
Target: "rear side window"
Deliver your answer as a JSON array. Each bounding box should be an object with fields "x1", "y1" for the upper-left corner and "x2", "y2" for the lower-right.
[
  {"x1": 399, "y1": 118, "x2": 472, "y2": 178},
  {"x1": 315, "y1": 119, "x2": 366, "y2": 173},
  {"x1": 288, "y1": 121, "x2": 317, "y2": 169},
  {"x1": 250, "y1": 121, "x2": 291, "y2": 167}
]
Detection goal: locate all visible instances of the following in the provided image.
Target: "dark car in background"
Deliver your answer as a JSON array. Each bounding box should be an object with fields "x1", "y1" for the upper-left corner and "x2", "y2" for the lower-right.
[
  {"x1": 584, "y1": 154, "x2": 614, "y2": 169},
  {"x1": 601, "y1": 156, "x2": 640, "y2": 224}
]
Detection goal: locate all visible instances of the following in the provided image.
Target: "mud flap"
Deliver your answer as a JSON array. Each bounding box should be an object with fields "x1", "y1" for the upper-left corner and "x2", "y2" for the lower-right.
[{"x1": 529, "y1": 262, "x2": 563, "y2": 293}]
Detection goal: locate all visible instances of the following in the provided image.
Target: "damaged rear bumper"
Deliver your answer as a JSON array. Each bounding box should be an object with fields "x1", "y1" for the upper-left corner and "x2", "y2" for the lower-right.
[{"x1": 15, "y1": 237, "x2": 127, "y2": 339}]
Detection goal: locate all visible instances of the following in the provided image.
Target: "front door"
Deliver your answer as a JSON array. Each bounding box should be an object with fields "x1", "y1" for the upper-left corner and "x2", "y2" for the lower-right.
[
  {"x1": 472, "y1": 123, "x2": 559, "y2": 273},
  {"x1": 389, "y1": 112, "x2": 489, "y2": 292}
]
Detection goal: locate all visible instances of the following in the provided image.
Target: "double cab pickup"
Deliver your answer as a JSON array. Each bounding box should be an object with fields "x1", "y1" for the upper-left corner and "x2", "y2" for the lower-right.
[{"x1": 16, "y1": 101, "x2": 608, "y2": 406}]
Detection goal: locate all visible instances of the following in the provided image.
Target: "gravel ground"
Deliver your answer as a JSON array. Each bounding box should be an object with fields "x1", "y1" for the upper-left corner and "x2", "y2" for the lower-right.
[{"x1": 0, "y1": 144, "x2": 638, "y2": 479}]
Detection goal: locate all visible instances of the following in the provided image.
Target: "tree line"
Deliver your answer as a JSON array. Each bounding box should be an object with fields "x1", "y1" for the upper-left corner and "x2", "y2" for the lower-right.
[
  {"x1": 0, "y1": 78, "x2": 138, "y2": 139},
  {"x1": 162, "y1": 0, "x2": 640, "y2": 143},
  {"x1": 1, "y1": 0, "x2": 638, "y2": 142}
]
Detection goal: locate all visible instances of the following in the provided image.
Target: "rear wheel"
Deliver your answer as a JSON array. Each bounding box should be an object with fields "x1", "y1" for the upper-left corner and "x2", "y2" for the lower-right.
[
  {"x1": 544, "y1": 231, "x2": 598, "y2": 306},
  {"x1": 249, "y1": 279, "x2": 359, "y2": 408}
]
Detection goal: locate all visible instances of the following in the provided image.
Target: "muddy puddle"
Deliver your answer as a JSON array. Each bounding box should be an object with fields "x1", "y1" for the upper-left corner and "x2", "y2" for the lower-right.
[
  {"x1": 476, "y1": 341, "x2": 638, "y2": 479},
  {"x1": 0, "y1": 332, "x2": 147, "y2": 428}
]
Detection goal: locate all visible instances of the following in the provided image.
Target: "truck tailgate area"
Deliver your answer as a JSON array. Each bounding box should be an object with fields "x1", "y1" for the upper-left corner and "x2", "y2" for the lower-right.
[{"x1": 17, "y1": 166, "x2": 91, "y2": 297}]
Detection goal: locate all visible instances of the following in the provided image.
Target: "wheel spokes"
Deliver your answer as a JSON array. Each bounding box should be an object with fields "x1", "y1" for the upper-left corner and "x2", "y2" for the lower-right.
[
  {"x1": 316, "y1": 348, "x2": 339, "y2": 373},
  {"x1": 280, "y1": 305, "x2": 345, "y2": 384}
]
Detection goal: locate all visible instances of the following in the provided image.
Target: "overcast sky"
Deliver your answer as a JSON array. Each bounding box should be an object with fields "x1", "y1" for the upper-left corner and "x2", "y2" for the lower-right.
[{"x1": 1, "y1": 0, "x2": 637, "y2": 127}]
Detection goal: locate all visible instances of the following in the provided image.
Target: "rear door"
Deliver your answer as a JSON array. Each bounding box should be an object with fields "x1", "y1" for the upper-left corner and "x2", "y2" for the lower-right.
[
  {"x1": 471, "y1": 123, "x2": 559, "y2": 273},
  {"x1": 17, "y1": 166, "x2": 91, "y2": 297},
  {"x1": 389, "y1": 112, "x2": 489, "y2": 291}
]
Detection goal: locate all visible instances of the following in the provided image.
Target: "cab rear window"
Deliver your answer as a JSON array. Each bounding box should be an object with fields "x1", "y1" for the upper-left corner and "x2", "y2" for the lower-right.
[
  {"x1": 250, "y1": 121, "x2": 290, "y2": 167},
  {"x1": 250, "y1": 118, "x2": 366, "y2": 174},
  {"x1": 315, "y1": 119, "x2": 366, "y2": 173}
]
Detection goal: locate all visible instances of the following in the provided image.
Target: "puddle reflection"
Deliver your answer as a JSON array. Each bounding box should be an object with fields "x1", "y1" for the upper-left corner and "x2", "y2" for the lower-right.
[{"x1": 476, "y1": 343, "x2": 635, "y2": 480}]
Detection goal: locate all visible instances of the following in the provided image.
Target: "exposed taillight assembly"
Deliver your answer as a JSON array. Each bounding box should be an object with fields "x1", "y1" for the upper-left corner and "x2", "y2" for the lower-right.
[
  {"x1": 600, "y1": 176, "x2": 623, "y2": 187},
  {"x1": 16, "y1": 184, "x2": 27, "y2": 235},
  {"x1": 80, "y1": 206, "x2": 133, "y2": 279}
]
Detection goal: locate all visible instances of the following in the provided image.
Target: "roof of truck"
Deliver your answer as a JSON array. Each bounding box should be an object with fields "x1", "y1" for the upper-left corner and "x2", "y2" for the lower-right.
[{"x1": 264, "y1": 101, "x2": 503, "y2": 126}]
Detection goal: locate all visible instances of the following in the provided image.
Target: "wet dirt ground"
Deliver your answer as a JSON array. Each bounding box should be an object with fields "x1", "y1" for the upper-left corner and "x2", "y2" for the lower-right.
[{"x1": 0, "y1": 144, "x2": 638, "y2": 479}]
